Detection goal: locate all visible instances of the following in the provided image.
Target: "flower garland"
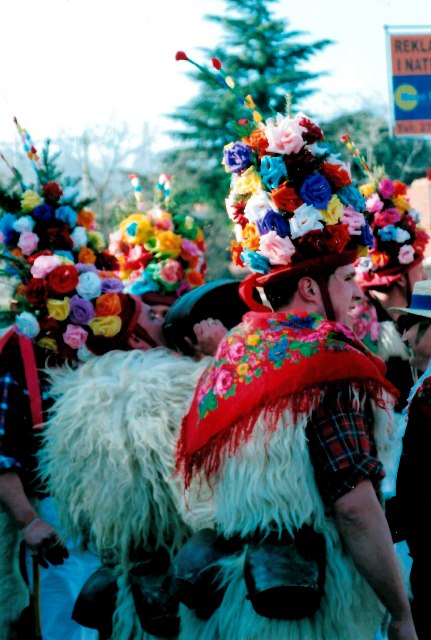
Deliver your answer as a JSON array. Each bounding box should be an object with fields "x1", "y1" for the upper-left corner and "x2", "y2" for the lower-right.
[
  {"x1": 1, "y1": 180, "x2": 125, "y2": 362},
  {"x1": 109, "y1": 174, "x2": 207, "y2": 299}
]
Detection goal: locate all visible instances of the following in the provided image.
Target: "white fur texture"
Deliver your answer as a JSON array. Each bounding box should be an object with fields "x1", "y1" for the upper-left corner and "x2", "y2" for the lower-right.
[
  {"x1": 39, "y1": 348, "x2": 211, "y2": 640},
  {"x1": 180, "y1": 386, "x2": 396, "y2": 640},
  {"x1": 0, "y1": 506, "x2": 28, "y2": 639},
  {"x1": 377, "y1": 320, "x2": 410, "y2": 362}
]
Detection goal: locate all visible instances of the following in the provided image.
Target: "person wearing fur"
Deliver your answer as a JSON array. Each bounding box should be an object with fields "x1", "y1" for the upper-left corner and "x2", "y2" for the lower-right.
[
  {"x1": 39, "y1": 280, "x2": 247, "y2": 640},
  {"x1": 173, "y1": 104, "x2": 416, "y2": 639}
]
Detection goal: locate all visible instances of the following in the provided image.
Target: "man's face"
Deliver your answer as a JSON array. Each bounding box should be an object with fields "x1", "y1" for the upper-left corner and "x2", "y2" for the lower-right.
[
  {"x1": 327, "y1": 264, "x2": 364, "y2": 325},
  {"x1": 402, "y1": 316, "x2": 431, "y2": 371},
  {"x1": 127, "y1": 302, "x2": 166, "y2": 350}
]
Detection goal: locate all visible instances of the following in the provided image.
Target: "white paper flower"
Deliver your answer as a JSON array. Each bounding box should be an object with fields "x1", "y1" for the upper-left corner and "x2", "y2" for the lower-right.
[
  {"x1": 15, "y1": 312, "x2": 40, "y2": 339},
  {"x1": 13, "y1": 215, "x2": 35, "y2": 234},
  {"x1": 244, "y1": 191, "x2": 278, "y2": 223},
  {"x1": 290, "y1": 204, "x2": 324, "y2": 239},
  {"x1": 265, "y1": 114, "x2": 306, "y2": 155},
  {"x1": 71, "y1": 226, "x2": 88, "y2": 249}
]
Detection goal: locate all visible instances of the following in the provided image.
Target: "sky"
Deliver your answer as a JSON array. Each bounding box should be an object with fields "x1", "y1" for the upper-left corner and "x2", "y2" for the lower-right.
[{"x1": 0, "y1": 0, "x2": 430, "y2": 154}]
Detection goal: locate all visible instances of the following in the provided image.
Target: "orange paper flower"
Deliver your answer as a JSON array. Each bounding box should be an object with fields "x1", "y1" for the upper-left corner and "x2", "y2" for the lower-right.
[
  {"x1": 243, "y1": 129, "x2": 269, "y2": 158},
  {"x1": 242, "y1": 223, "x2": 260, "y2": 251},
  {"x1": 95, "y1": 293, "x2": 122, "y2": 317},
  {"x1": 78, "y1": 247, "x2": 97, "y2": 264},
  {"x1": 77, "y1": 209, "x2": 96, "y2": 230}
]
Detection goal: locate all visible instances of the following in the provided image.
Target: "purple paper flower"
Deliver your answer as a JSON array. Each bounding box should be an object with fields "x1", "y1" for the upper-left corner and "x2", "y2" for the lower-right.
[
  {"x1": 100, "y1": 277, "x2": 124, "y2": 293},
  {"x1": 299, "y1": 174, "x2": 332, "y2": 209},
  {"x1": 69, "y1": 295, "x2": 96, "y2": 325},
  {"x1": 32, "y1": 204, "x2": 53, "y2": 222},
  {"x1": 223, "y1": 142, "x2": 253, "y2": 174},
  {"x1": 257, "y1": 210, "x2": 290, "y2": 238},
  {"x1": 76, "y1": 263, "x2": 98, "y2": 274}
]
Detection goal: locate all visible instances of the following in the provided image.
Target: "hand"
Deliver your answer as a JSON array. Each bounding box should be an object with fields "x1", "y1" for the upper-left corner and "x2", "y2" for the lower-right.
[
  {"x1": 387, "y1": 615, "x2": 418, "y2": 640},
  {"x1": 193, "y1": 319, "x2": 228, "y2": 358},
  {"x1": 23, "y1": 519, "x2": 69, "y2": 568}
]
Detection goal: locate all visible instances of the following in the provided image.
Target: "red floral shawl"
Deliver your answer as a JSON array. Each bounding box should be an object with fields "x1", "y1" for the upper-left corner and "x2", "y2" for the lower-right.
[{"x1": 176, "y1": 311, "x2": 397, "y2": 487}]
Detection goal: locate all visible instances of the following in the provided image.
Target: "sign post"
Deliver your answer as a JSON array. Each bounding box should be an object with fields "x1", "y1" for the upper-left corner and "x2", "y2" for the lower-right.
[{"x1": 386, "y1": 27, "x2": 431, "y2": 138}]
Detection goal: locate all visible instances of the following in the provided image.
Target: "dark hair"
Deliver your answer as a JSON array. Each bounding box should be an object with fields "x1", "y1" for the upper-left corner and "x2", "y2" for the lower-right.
[
  {"x1": 396, "y1": 313, "x2": 431, "y2": 335},
  {"x1": 263, "y1": 270, "x2": 333, "y2": 311}
]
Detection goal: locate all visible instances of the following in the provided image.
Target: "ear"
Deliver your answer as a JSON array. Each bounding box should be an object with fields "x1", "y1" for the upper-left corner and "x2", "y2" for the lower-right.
[{"x1": 297, "y1": 276, "x2": 319, "y2": 303}]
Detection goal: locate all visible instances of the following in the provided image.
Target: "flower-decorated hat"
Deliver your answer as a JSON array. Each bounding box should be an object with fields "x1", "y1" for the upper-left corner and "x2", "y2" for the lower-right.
[
  {"x1": 108, "y1": 173, "x2": 207, "y2": 306},
  {"x1": 341, "y1": 135, "x2": 429, "y2": 290},
  {"x1": 0, "y1": 121, "x2": 130, "y2": 363},
  {"x1": 175, "y1": 53, "x2": 373, "y2": 315}
]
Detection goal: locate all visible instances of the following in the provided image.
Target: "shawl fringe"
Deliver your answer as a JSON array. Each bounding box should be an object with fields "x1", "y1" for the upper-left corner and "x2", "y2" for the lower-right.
[{"x1": 177, "y1": 378, "x2": 391, "y2": 489}]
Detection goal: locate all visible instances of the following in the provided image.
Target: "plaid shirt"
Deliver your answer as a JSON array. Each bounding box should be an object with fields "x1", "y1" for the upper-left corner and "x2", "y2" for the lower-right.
[{"x1": 306, "y1": 388, "x2": 384, "y2": 506}]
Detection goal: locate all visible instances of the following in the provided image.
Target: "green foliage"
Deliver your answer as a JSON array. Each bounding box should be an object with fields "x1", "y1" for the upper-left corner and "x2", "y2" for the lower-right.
[{"x1": 323, "y1": 110, "x2": 431, "y2": 184}]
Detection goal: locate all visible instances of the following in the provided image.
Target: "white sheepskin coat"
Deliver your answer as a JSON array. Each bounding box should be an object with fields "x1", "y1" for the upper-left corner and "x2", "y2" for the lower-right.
[
  {"x1": 39, "y1": 347, "x2": 210, "y2": 640},
  {"x1": 180, "y1": 387, "x2": 397, "y2": 640}
]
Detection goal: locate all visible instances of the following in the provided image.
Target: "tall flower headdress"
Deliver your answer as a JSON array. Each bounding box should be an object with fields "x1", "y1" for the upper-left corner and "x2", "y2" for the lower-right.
[
  {"x1": 341, "y1": 134, "x2": 429, "y2": 289},
  {"x1": 176, "y1": 52, "x2": 373, "y2": 312},
  {"x1": 0, "y1": 120, "x2": 126, "y2": 363},
  {"x1": 108, "y1": 173, "x2": 207, "y2": 305}
]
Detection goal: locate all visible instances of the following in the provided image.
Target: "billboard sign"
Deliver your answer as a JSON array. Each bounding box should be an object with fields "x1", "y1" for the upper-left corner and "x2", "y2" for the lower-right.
[{"x1": 386, "y1": 28, "x2": 431, "y2": 137}]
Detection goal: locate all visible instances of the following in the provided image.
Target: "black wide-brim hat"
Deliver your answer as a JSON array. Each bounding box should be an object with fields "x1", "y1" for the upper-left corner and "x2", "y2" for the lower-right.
[{"x1": 163, "y1": 278, "x2": 256, "y2": 356}]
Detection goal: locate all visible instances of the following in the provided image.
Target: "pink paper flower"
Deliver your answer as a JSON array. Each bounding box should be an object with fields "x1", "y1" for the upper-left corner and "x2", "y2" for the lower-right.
[
  {"x1": 258, "y1": 230, "x2": 296, "y2": 265},
  {"x1": 373, "y1": 207, "x2": 401, "y2": 227},
  {"x1": 30, "y1": 254, "x2": 62, "y2": 278},
  {"x1": 379, "y1": 178, "x2": 395, "y2": 199},
  {"x1": 17, "y1": 232, "x2": 39, "y2": 256},
  {"x1": 398, "y1": 244, "x2": 415, "y2": 264},
  {"x1": 341, "y1": 206, "x2": 365, "y2": 235},
  {"x1": 160, "y1": 259, "x2": 184, "y2": 284},
  {"x1": 63, "y1": 324, "x2": 89, "y2": 349},
  {"x1": 366, "y1": 193, "x2": 384, "y2": 213}
]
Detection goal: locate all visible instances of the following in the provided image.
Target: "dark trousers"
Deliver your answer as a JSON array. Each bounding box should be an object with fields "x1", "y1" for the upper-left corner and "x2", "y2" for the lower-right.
[{"x1": 409, "y1": 548, "x2": 431, "y2": 639}]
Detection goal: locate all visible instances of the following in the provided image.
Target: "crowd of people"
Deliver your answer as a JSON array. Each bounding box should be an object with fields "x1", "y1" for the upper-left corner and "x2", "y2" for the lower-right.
[{"x1": 1, "y1": 85, "x2": 431, "y2": 640}]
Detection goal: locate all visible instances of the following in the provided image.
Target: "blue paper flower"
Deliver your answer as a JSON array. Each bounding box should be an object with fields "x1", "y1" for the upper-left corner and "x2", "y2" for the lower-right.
[
  {"x1": 300, "y1": 174, "x2": 332, "y2": 209},
  {"x1": 223, "y1": 142, "x2": 253, "y2": 174},
  {"x1": 337, "y1": 185, "x2": 365, "y2": 212},
  {"x1": 126, "y1": 275, "x2": 159, "y2": 296},
  {"x1": 377, "y1": 225, "x2": 397, "y2": 242},
  {"x1": 0, "y1": 213, "x2": 18, "y2": 244},
  {"x1": 55, "y1": 205, "x2": 77, "y2": 228},
  {"x1": 257, "y1": 210, "x2": 290, "y2": 238},
  {"x1": 260, "y1": 155, "x2": 287, "y2": 190},
  {"x1": 360, "y1": 222, "x2": 374, "y2": 248},
  {"x1": 32, "y1": 204, "x2": 53, "y2": 222},
  {"x1": 55, "y1": 250, "x2": 75, "y2": 262},
  {"x1": 240, "y1": 249, "x2": 271, "y2": 274}
]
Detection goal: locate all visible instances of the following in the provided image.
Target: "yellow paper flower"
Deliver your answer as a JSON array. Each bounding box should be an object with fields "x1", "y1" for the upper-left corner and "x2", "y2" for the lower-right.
[
  {"x1": 21, "y1": 190, "x2": 43, "y2": 211},
  {"x1": 242, "y1": 223, "x2": 260, "y2": 251},
  {"x1": 246, "y1": 334, "x2": 260, "y2": 347},
  {"x1": 320, "y1": 195, "x2": 344, "y2": 225},
  {"x1": 89, "y1": 315, "x2": 122, "y2": 338},
  {"x1": 120, "y1": 214, "x2": 154, "y2": 245},
  {"x1": 234, "y1": 166, "x2": 262, "y2": 196},
  {"x1": 358, "y1": 245, "x2": 369, "y2": 258},
  {"x1": 87, "y1": 230, "x2": 105, "y2": 252},
  {"x1": 359, "y1": 183, "x2": 375, "y2": 198},
  {"x1": 149, "y1": 231, "x2": 182, "y2": 259},
  {"x1": 237, "y1": 363, "x2": 249, "y2": 376},
  {"x1": 37, "y1": 337, "x2": 58, "y2": 352},
  {"x1": 47, "y1": 297, "x2": 70, "y2": 321},
  {"x1": 393, "y1": 195, "x2": 410, "y2": 214}
]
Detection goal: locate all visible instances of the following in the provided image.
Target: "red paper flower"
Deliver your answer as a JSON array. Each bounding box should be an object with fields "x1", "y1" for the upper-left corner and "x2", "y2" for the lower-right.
[
  {"x1": 299, "y1": 117, "x2": 324, "y2": 144},
  {"x1": 25, "y1": 278, "x2": 49, "y2": 307},
  {"x1": 175, "y1": 51, "x2": 188, "y2": 61},
  {"x1": 95, "y1": 251, "x2": 119, "y2": 272},
  {"x1": 42, "y1": 182, "x2": 63, "y2": 203},
  {"x1": 271, "y1": 182, "x2": 303, "y2": 214},
  {"x1": 211, "y1": 57, "x2": 222, "y2": 70},
  {"x1": 393, "y1": 180, "x2": 407, "y2": 196},
  {"x1": 322, "y1": 162, "x2": 352, "y2": 188},
  {"x1": 26, "y1": 250, "x2": 53, "y2": 265},
  {"x1": 340, "y1": 134, "x2": 351, "y2": 143},
  {"x1": 47, "y1": 265, "x2": 79, "y2": 295},
  {"x1": 238, "y1": 118, "x2": 249, "y2": 126}
]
